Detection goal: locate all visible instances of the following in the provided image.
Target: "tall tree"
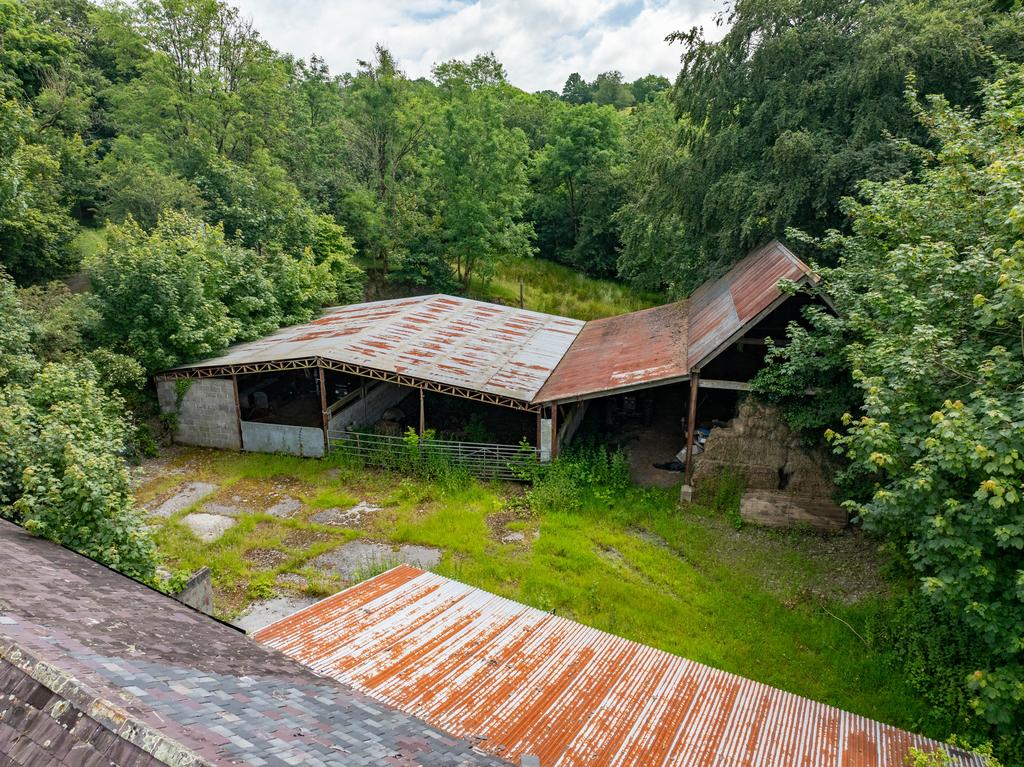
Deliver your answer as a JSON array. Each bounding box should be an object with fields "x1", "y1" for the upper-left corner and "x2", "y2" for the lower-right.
[
  {"x1": 341, "y1": 45, "x2": 431, "y2": 275},
  {"x1": 561, "y1": 72, "x2": 592, "y2": 104},
  {"x1": 530, "y1": 104, "x2": 624, "y2": 275},
  {"x1": 430, "y1": 63, "x2": 532, "y2": 288},
  {"x1": 658, "y1": 0, "x2": 1022, "y2": 285},
  {"x1": 591, "y1": 70, "x2": 634, "y2": 110}
]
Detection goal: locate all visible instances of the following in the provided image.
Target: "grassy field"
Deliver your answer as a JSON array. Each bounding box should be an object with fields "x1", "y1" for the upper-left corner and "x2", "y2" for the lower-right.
[
  {"x1": 470, "y1": 256, "x2": 663, "y2": 319},
  {"x1": 136, "y1": 447, "x2": 933, "y2": 737}
]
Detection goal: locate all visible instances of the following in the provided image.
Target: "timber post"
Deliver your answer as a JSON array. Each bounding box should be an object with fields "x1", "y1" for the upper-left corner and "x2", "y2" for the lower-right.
[
  {"x1": 318, "y1": 366, "x2": 330, "y2": 454},
  {"x1": 419, "y1": 388, "x2": 426, "y2": 436},
  {"x1": 683, "y1": 370, "x2": 700, "y2": 489}
]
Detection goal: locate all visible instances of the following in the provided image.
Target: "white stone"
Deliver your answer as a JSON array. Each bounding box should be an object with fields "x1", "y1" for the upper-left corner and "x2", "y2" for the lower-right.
[{"x1": 182, "y1": 512, "x2": 236, "y2": 543}]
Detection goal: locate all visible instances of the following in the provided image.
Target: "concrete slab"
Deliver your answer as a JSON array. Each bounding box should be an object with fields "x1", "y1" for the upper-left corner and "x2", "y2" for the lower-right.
[
  {"x1": 233, "y1": 596, "x2": 319, "y2": 633},
  {"x1": 310, "y1": 541, "x2": 441, "y2": 580},
  {"x1": 310, "y1": 501, "x2": 380, "y2": 528},
  {"x1": 266, "y1": 497, "x2": 303, "y2": 518},
  {"x1": 149, "y1": 482, "x2": 218, "y2": 518},
  {"x1": 203, "y1": 502, "x2": 244, "y2": 517},
  {"x1": 182, "y1": 512, "x2": 236, "y2": 543}
]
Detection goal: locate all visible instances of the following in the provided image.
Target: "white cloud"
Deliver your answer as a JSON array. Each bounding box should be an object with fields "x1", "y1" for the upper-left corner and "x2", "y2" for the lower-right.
[{"x1": 230, "y1": 0, "x2": 725, "y2": 92}]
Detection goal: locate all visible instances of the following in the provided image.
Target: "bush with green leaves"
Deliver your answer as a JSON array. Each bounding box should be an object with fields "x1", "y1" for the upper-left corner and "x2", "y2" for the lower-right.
[
  {"x1": 0, "y1": 361, "x2": 157, "y2": 581},
  {"x1": 761, "y1": 66, "x2": 1024, "y2": 744},
  {"x1": 87, "y1": 211, "x2": 360, "y2": 373}
]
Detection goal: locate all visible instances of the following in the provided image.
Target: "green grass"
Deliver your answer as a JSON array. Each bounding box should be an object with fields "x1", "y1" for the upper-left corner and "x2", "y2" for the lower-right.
[
  {"x1": 140, "y1": 447, "x2": 930, "y2": 736},
  {"x1": 470, "y1": 256, "x2": 663, "y2": 319},
  {"x1": 71, "y1": 226, "x2": 107, "y2": 261}
]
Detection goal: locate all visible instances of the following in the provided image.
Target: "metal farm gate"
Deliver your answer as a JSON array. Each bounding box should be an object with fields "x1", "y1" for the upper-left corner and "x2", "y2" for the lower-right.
[{"x1": 328, "y1": 430, "x2": 538, "y2": 481}]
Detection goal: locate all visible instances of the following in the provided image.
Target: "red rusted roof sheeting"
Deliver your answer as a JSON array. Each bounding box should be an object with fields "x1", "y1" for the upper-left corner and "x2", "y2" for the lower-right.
[
  {"x1": 534, "y1": 240, "x2": 818, "y2": 404},
  {"x1": 255, "y1": 566, "x2": 981, "y2": 767},
  {"x1": 685, "y1": 240, "x2": 817, "y2": 370},
  {"x1": 533, "y1": 301, "x2": 689, "y2": 404}
]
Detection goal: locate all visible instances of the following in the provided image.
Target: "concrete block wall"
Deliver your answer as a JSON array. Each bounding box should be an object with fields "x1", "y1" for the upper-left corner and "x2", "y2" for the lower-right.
[
  {"x1": 157, "y1": 378, "x2": 241, "y2": 450},
  {"x1": 173, "y1": 567, "x2": 214, "y2": 615}
]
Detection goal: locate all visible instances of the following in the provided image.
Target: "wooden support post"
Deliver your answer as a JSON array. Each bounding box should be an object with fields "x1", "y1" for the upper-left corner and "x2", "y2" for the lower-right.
[
  {"x1": 684, "y1": 370, "x2": 700, "y2": 486},
  {"x1": 318, "y1": 366, "x2": 329, "y2": 453},
  {"x1": 550, "y1": 404, "x2": 559, "y2": 459},
  {"x1": 536, "y1": 410, "x2": 542, "y2": 452},
  {"x1": 231, "y1": 374, "x2": 243, "y2": 450},
  {"x1": 419, "y1": 388, "x2": 426, "y2": 436}
]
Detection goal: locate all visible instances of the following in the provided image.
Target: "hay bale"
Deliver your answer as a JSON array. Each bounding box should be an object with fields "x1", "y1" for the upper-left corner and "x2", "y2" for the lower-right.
[
  {"x1": 783, "y1": 450, "x2": 838, "y2": 496},
  {"x1": 374, "y1": 419, "x2": 403, "y2": 437}
]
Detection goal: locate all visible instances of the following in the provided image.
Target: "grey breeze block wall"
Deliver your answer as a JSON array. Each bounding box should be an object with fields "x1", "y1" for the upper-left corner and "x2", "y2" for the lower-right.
[{"x1": 157, "y1": 378, "x2": 241, "y2": 450}]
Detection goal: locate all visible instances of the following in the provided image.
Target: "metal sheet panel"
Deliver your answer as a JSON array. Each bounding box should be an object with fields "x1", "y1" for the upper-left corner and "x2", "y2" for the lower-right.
[
  {"x1": 171, "y1": 295, "x2": 585, "y2": 403},
  {"x1": 533, "y1": 301, "x2": 689, "y2": 404},
  {"x1": 686, "y1": 240, "x2": 816, "y2": 370},
  {"x1": 255, "y1": 566, "x2": 983, "y2": 767}
]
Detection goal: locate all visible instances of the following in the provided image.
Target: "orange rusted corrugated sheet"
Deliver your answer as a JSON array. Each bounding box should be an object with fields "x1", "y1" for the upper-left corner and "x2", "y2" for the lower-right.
[
  {"x1": 533, "y1": 240, "x2": 819, "y2": 404},
  {"x1": 170, "y1": 294, "x2": 585, "y2": 403},
  {"x1": 685, "y1": 240, "x2": 817, "y2": 370},
  {"x1": 533, "y1": 301, "x2": 689, "y2": 404},
  {"x1": 255, "y1": 566, "x2": 982, "y2": 767}
]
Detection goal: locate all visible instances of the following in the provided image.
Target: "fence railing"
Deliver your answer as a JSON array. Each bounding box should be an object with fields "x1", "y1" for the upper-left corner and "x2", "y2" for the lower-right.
[{"x1": 328, "y1": 429, "x2": 538, "y2": 481}]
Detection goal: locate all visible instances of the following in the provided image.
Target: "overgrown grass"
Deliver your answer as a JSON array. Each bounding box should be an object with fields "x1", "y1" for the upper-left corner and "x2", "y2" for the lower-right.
[
  {"x1": 470, "y1": 256, "x2": 663, "y2": 319},
  {"x1": 140, "y1": 447, "x2": 931, "y2": 737},
  {"x1": 71, "y1": 226, "x2": 107, "y2": 261}
]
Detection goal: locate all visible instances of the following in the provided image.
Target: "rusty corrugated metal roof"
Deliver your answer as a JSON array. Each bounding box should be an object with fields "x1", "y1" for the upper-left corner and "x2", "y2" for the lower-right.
[
  {"x1": 532, "y1": 301, "x2": 689, "y2": 404},
  {"x1": 532, "y1": 240, "x2": 818, "y2": 404},
  {"x1": 685, "y1": 240, "x2": 816, "y2": 370},
  {"x1": 254, "y1": 566, "x2": 981, "y2": 767},
  {"x1": 172, "y1": 295, "x2": 585, "y2": 403}
]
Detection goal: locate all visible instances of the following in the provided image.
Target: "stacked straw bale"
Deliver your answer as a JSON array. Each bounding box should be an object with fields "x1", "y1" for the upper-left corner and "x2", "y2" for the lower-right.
[{"x1": 691, "y1": 399, "x2": 846, "y2": 530}]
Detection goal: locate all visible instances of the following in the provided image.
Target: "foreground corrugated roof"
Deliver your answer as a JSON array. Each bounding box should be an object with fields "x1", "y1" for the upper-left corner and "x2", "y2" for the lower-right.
[
  {"x1": 0, "y1": 521, "x2": 508, "y2": 766},
  {"x1": 170, "y1": 294, "x2": 584, "y2": 403},
  {"x1": 255, "y1": 565, "x2": 982, "y2": 767}
]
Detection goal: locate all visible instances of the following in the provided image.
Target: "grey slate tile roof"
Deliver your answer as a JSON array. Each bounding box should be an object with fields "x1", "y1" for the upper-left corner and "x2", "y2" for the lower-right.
[{"x1": 0, "y1": 520, "x2": 508, "y2": 766}]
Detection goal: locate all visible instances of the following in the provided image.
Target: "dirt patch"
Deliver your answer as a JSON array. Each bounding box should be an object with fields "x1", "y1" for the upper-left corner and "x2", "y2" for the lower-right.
[
  {"x1": 487, "y1": 497, "x2": 537, "y2": 545},
  {"x1": 276, "y1": 572, "x2": 308, "y2": 589},
  {"x1": 282, "y1": 529, "x2": 333, "y2": 550},
  {"x1": 245, "y1": 547, "x2": 288, "y2": 570},
  {"x1": 705, "y1": 517, "x2": 889, "y2": 605},
  {"x1": 631, "y1": 528, "x2": 669, "y2": 549}
]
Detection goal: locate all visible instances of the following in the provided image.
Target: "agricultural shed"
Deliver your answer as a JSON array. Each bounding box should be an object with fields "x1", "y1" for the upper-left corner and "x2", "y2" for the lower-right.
[
  {"x1": 155, "y1": 240, "x2": 829, "y2": 487},
  {"x1": 255, "y1": 565, "x2": 984, "y2": 767}
]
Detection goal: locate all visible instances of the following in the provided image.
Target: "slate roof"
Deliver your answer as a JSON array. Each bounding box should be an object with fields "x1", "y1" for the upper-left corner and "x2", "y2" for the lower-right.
[{"x1": 0, "y1": 520, "x2": 508, "y2": 767}]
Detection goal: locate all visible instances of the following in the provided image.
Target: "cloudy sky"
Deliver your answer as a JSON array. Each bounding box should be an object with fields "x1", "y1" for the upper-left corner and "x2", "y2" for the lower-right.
[{"x1": 231, "y1": 0, "x2": 726, "y2": 92}]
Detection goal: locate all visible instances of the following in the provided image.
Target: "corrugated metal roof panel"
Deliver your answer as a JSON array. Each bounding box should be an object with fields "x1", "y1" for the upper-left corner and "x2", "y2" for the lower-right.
[
  {"x1": 255, "y1": 566, "x2": 982, "y2": 767},
  {"x1": 171, "y1": 294, "x2": 585, "y2": 402},
  {"x1": 686, "y1": 240, "x2": 816, "y2": 370},
  {"x1": 532, "y1": 301, "x2": 689, "y2": 404}
]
